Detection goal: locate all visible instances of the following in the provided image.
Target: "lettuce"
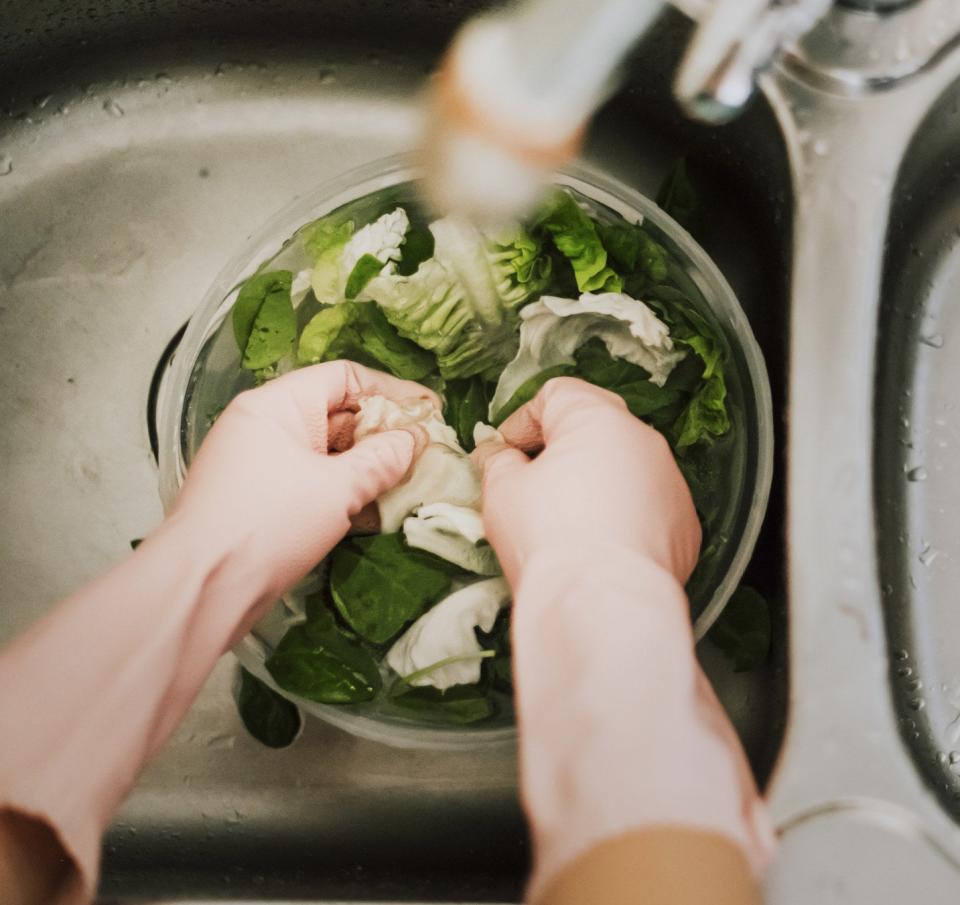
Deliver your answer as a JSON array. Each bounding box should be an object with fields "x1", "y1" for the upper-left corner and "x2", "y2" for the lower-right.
[
  {"x1": 364, "y1": 218, "x2": 551, "y2": 379},
  {"x1": 304, "y1": 208, "x2": 409, "y2": 303},
  {"x1": 536, "y1": 190, "x2": 622, "y2": 293},
  {"x1": 489, "y1": 292, "x2": 685, "y2": 421},
  {"x1": 385, "y1": 578, "x2": 511, "y2": 690},
  {"x1": 296, "y1": 301, "x2": 435, "y2": 380}
]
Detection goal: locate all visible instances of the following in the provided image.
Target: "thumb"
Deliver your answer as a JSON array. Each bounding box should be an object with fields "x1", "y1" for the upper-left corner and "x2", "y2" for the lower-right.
[
  {"x1": 473, "y1": 435, "x2": 529, "y2": 493},
  {"x1": 332, "y1": 429, "x2": 417, "y2": 514}
]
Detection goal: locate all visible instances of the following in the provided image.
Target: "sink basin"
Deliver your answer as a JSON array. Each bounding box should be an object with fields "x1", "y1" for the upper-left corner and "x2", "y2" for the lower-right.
[
  {"x1": 877, "y1": 72, "x2": 960, "y2": 820},
  {"x1": 0, "y1": 3, "x2": 791, "y2": 900}
]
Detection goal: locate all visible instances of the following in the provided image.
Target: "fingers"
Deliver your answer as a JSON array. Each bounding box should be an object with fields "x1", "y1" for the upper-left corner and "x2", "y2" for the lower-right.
[
  {"x1": 251, "y1": 361, "x2": 441, "y2": 453},
  {"x1": 473, "y1": 433, "x2": 530, "y2": 491},
  {"x1": 498, "y1": 376, "x2": 628, "y2": 450},
  {"x1": 331, "y1": 429, "x2": 417, "y2": 514}
]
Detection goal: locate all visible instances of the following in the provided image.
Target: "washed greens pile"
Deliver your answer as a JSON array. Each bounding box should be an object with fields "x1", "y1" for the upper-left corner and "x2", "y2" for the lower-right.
[{"x1": 228, "y1": 165, "x2": 738, "y2": 730}]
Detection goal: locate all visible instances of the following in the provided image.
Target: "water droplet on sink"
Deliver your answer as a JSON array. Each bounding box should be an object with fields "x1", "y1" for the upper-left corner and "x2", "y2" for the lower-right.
[
  {"x1": 921, "y1": 333, "x2": 944, "y2": 348},
  {"x1": 33, "y1": 94, "x2": 52, "y2": 109},
  {"x1": 908, "y1": 698, "x2": 925, "y2": 711},
  {"x1": 0, "y1": 154, "x2": 12, "y2": 175},
  {"x1": 907, "y1": 678, "x2": 923, "y2": 693},
  {"x1": 897, "y1": 665, "x2": 913, "y2": 678},
  {"x1": 813, "y1": 138, "x2": 830, "y2": 156},
  {"x1": 906, "y1": 466, "x2": 928, "y2": 482},
  {"x1": 103, "y1": 98, "x2": 124, "y2": 117},
  {"x1": 919, "y1": 542, "x2": 939, "y2": 567},
  {"x1": 950, "y1": 751, "x2": 960, "y2": 765},
  {"x1": 894, "y1": 648, "x2": 909, "y2": 661}
]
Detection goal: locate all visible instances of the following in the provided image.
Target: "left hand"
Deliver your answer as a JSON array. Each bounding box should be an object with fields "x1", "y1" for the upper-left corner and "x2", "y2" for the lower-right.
[{"x1": 167, "y1": 360, "x2": 438, "y2": 604}]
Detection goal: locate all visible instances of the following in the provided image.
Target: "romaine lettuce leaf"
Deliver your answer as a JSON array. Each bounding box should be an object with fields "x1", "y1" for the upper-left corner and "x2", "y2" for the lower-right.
[
  {"x1": 296, "y1": 301, "x2": 435, "y2": 380},
  {"x1": 364, "y1": 217, "x2": 550, "y2": 379},
  {"x1": 489, "y1": 292, "x2": 685, "y2": 421},
  {"x1": 385, "y1": 577, "x2": 511, "y2": 690},
  {"x1": 536, "y1": 190, "x2": 622, "y2": 293}
]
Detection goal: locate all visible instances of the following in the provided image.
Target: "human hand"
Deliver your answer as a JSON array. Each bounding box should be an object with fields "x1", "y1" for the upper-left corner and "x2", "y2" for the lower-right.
[
  {"x1": 168, "y1": 360, "x2": 438, "y2": 602},
  {"x1": 474, "y1": 377, "x2": 701, "y2": 588}
]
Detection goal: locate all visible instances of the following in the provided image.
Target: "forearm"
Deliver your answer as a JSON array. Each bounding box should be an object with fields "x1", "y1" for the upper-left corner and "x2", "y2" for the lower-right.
[
  {"x1": 0, "y1": 515, "x2": 264, "y2": 904},
  {"x1": 512, "y1": 546, "x2": 774, "y2": 902}
]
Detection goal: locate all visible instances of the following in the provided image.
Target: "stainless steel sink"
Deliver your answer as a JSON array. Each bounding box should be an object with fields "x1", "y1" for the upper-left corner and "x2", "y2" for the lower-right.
[
  {"x1": 27, "y1": 0, "x2": 960, "y2": 901},
  {"x1": 0, "y1": 4, "x2": 791, "y2": 900}
]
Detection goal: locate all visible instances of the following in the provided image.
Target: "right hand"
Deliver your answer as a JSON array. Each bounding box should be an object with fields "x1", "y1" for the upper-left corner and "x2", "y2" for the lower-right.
[{"x1": 474, "y1": 377, "x2": 701, "y2": 588}]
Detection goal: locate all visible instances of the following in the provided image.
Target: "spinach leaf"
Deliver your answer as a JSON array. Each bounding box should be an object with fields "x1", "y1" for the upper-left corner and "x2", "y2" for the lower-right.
[
  {"x1": 492, "y1": 364, "x2": 575, "y2": 426},
  {"x1": 236, "y1": 667, "x2": 302, "y2": 748},
  {"x1": 397, "y1": 224, "x2": 435, "y2": 276},
  {"x1": 444, "y1": 376, "x2": 491, "y2": 450},
  {"x1": 344, "y1": 253, "x2": 385, "y2": 300},
  {"x1": 329, "y1": 533, "x2": 458, "y2": 644},
  {"x1": 390, "y1": 683, "x2": 495, "y2": 724},
  {"x1": 573, "y1": 340, "x2": 685, "y2": 420},
  {"x1": 232, "y1": 270, "x2": 296, "y2": 370},
  {"x1": 129, "y1": 538, "x2": 143, "y2": 550},
  {"x1": 536, "y1": 191, "x2": 622, "y2": 293},
  {"x1": 656, "y1": 158, "x2": 700, "y2": 233},
  {"x1": 708, "y1": 586, "x2": 771, "y2": 672},
  {"x1": 478, "y1": 610, "x2": 512, "y2": 691},
  {"x1": 266, "y1": 610, "x2": 382, "y2": 704},
  {"x1": 297, "y1": 302, "x2": 435, "y2": 380}
]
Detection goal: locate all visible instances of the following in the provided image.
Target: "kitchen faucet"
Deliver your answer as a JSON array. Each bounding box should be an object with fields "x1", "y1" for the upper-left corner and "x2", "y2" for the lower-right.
[{"x1": 422, "y1": 0, "x2": 836, "y2": 221}]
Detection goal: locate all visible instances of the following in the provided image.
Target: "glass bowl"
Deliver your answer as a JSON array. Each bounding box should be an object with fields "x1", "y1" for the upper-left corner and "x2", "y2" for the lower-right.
[{"x1": 157, "y1": 154, "x2": 773, "y2": 750}]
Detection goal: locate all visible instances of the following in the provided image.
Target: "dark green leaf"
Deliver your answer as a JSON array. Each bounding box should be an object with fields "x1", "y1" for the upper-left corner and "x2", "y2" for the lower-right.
[
  {"x1": 397, "y1": 224, "x2": 435, "y2": 276},
  {"x1": 344, "y1": 253, "x2": 386, "y2": 300},
  {"x1": 329, "y1": 534, "x2": 458, "y2": 645},
  {"x1": 491, "y1": 364, "x2": 575, "y2": 426},
  {"x1": 297, "y1": 302, "x2": 435, "y2": 380},
  {"x1": 536, "y1": 191, "x2": 622, "y2": 293},
  {"x1": 236, "y1": 667, "x2": 302, "y2": 748},
  {"x1": 232, "y1": 270, "x2": 293, "y2": 359},
  {"x1": 478, "y1": 610, "x2": 512, "y2": 691},
  {"x1": 444, "y1": 376, "x2": 491, "y2": 450},
  {"x1": 266, "y1": 612, "x2": 382, "y2": 704},
  {"x1": 232, "y1": 270, "x2": 296, "y2": 370},
  {"x1": 573, "y1": 340, "x2": 684, "y2": 419},
  {"x1": 708, "y1": 586, "x2": 771, "y2": 672},
  {"x1": 129, "y1": 538, "x2": 143, "y2": 550},
  {"x1": 390, "y1": 683, "x2": 495, "y2": 724},
  {"x1": 656, "y1": 158, "x2": 700, "y2": 233}
]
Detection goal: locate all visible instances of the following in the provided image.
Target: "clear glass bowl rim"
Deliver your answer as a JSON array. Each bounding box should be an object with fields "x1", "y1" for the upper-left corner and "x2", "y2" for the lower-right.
[{"x1": 156, "y1": 152, "x2": 774, "y2": 750}]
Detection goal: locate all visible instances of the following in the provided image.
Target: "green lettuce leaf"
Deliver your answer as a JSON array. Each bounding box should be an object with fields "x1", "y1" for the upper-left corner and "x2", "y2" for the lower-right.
[
  {"x1": 536, "y1": 191, "x2": 622, "y2": 293},
  {"x1": 300, "y1": 219, "x2": 355, "y2": 302},
  {"x1": 599, "y1": 223, "x2": 669, "y2": 284},
  {"x1": 329, "y1": 533, "x2": 459, "y2": 645},
  {"x1": 266, "y1": 611, "x2": 382, "y2": 704},
  {"x1": 297, "y1": 302, "x2": 435, "y2": 380},
  {"x1": 232, "y1": 270, "x2": 296, "y2": 370},
  {"x1": 364, "y1": 218, "x2": 550, "y2": 379}
]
